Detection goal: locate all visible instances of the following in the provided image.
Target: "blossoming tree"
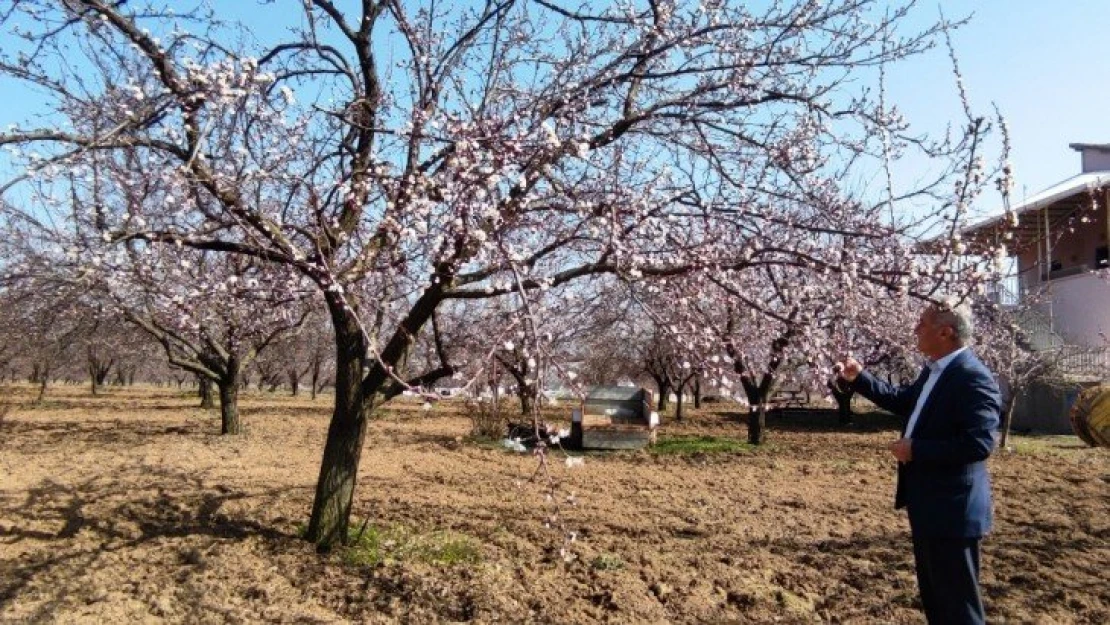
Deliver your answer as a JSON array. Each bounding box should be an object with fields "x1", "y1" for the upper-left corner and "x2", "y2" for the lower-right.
[{"x1": 1, "y1": 0, "x2": 1006, "y2": 549}]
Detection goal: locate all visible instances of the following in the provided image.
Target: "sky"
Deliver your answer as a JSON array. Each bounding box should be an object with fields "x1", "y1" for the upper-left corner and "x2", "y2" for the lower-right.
[
  {"x1": 885, "y1": 0, "x2": 1110, "y2": 210},
  {"x1": 1, "y1": 0, "x2": 1108, "y2": 222}
]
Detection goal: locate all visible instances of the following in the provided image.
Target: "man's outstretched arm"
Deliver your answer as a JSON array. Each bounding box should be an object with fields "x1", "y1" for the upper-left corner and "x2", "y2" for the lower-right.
[{"x1": 838, "y1": 358, "x2": 923, "y2": 419}]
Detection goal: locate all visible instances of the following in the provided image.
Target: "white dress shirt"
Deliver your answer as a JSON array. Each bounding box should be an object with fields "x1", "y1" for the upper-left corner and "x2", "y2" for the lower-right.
[{"x1": 904, "y1": 347, "x2": 967, "y2": 438}]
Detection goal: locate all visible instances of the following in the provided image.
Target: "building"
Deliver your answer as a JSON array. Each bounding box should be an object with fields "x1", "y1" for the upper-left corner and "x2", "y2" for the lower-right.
[{"x1": 958, "y1": 143, "x2": 1110, "y2": 433}]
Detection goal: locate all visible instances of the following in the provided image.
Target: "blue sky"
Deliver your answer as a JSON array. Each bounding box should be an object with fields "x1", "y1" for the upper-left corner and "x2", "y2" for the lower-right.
[
  {"x1": 2, "y1": 0, "x2": 1107, "y2": 221},
  {"x1": 886, "y1": 0, "x2": 1110, "y2": 208}
]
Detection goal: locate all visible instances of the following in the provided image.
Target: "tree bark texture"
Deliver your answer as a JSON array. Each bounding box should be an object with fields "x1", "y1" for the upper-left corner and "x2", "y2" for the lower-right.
[
  {"x1": 199, "y1": 377, "x2": 215, "y2": 409},
  {"x1": 305, "y1": 285, "x2": 448, "y2": 551},
  {"x1": 306, "y1": 301, "x2": 373, "y2": 551},
  {"x1": 748, "y1": 404, "x2": 766, "y2": 445},
  {"x1": 218, "y1": 376, "x2": 241, "y2": 435},
  {"x1": 655, "y1": 378, "x2": 671, "y2": 412},
  {"x1": 999, "y1": 391, "x2": 1018, "y2": 450}
]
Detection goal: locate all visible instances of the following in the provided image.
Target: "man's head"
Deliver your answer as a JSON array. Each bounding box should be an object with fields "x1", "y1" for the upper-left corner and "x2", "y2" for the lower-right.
[{"x1": 915, "y1": 303, "x2": 972, "y2": 360}]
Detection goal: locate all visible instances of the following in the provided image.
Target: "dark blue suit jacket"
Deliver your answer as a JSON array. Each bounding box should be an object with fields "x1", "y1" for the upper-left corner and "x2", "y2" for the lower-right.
[{"x1": 852, "y1": 350, "x2": 1001, "y2": 538}]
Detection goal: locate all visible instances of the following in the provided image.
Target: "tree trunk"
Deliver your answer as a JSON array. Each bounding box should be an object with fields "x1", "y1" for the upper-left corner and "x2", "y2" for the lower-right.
[
  {"x1": 217, "y1": 372, "x2": 241, "y2": 435},
  {"x1": 670, "y1": 379, "x2": 688, "y2": 424},
  {"x1": 694, "y1": 375, "x2": 702, "y2": 409},
  {"x1": 310, "y1": 358, "x2": 321, "y2": 400},
  {"x1": 199, "y1": 376, "x2": 215, "y2": 409},
  {"x1": 739, "y1": 375, "x2": 772, "y2": 445},
  {"x1": 93, "y1": 362, "x2": 112, "y2": 391},
  {"x1": 498, "y1": 358, "x2": 532, "y2": 417},
  {"x1": 998, "y1": 338, "x2": 1021, "y2": 451},
  {"x1": 306, "y1": 301, "x2": 373, "y2": 552},
  {"x1": 999, "y1": 389, "x2": 1018, "y2": 450},
  {"x1": 36, "y1": 373, "x2": 49, "y2": 402},
  {"x1": 654, "y1": 377, "x2": 671, "y2": 412},
  {"x1": 289, "y1": 368, "x2": 300, "y2": 396},
  {"x1": 518, "y1": 383, "x2": 536, "y2": 416},
  {"x1": 748, "y1": 403, "x2": 766, "y2": 445},
  {"x1": 306, "y1": 285, "x2": 446, "y2": 552},
  {"x1": 87, "y1": 352, "x2": 102, "y2": 396}
]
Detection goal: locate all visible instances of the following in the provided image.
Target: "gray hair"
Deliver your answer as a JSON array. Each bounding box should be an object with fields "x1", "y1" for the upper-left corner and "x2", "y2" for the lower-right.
[{"x1": 933, "y1": 304, "x2": 974, "y2": 344}]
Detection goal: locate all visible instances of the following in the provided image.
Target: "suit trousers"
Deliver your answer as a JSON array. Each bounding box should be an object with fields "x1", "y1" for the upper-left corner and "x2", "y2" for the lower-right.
[{"x1": 911, "y1": 535, "x2": 985, "y2": 625}]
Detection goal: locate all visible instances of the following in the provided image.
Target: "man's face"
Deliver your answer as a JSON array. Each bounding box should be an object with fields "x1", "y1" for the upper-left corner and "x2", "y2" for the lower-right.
[{"x1": 915, "y1": 308, "x2": 953, "y2": 359}]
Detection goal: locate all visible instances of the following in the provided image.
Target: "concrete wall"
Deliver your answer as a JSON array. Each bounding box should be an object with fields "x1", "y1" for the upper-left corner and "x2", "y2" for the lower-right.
[
  {"x1": 1009, "y1": 380, "x2": 1097, "y2": 434},
  {"x1": 1041, "y1": 273, "x2": 1110, "y2": 345}
]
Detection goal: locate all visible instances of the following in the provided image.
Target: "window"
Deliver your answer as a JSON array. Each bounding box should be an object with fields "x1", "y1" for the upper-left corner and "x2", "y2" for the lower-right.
[{"x1": 1097, "y1": 245, "x2": 1109, "y2": 268}]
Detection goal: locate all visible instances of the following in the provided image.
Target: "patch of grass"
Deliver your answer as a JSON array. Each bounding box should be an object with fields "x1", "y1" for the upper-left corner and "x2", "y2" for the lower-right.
[
  {"x1": 590, "y1": 554, "x2": 625, "y2": 571},
  {"x1": 652, "y1": 435, "x2": 754, "y2": 455},
  {"x1": 413, "y1": 531, "x2": 482, "y2": 566},
  {"x1": 343, "y1": 523, "x2": 481, "y2": 567},
  {"x1": 344, "y1": 524, "x2": 389, "y2": 566},
  {"x1": 468, "y1": 436, "x2": 510, "y2": 451}
]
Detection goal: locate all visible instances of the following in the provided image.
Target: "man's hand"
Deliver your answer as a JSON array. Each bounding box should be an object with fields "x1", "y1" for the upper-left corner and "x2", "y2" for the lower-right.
[
  {"x1": 835, "y1": 357, "x2": 863, "y2": 382},
  {"x1": 889, "y1": 438, "x2": 913, "y2": 463}
]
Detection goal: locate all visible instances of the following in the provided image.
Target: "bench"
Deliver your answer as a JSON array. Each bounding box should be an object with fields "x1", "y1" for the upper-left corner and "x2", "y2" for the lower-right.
[{"x1": 568, "y1": 386, "x2": 658, "y2": 450}]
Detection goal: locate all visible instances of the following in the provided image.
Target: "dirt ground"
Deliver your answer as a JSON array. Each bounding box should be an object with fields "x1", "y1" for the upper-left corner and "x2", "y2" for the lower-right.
[{"x1": 0, "y1": 384, "x2": 1106, "y2": 624}]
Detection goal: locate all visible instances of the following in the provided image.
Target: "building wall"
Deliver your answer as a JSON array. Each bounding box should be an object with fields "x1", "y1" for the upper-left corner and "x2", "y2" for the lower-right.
[
  {"x1": 1017, "y1": 203, "x2": 1108, "y2": 289},
  {"x1": 1081, "y1": 150, "x2": 1110, "y2": 173},
  {"x1": 1012, "y1": 205, "x2": 1110, "y2": 347},
  {"x1": 1034, "y1": 272, "x2": 1110, "y2": 346}
]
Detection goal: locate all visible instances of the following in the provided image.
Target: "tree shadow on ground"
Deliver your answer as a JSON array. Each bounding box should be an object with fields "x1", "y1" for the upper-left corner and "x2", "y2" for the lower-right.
[
  {"x1": 11, "y1": 399, "x2": 203, "y2": 413},
  {"x1": 0, "y1": 419, "x2": 217, "y2": 455},
  {"x1": 0, "y1": 465, "x2": 306, "y2": 617},
  {"x1": 238, "y1": 404, "x2": 331, "y2": 419}
]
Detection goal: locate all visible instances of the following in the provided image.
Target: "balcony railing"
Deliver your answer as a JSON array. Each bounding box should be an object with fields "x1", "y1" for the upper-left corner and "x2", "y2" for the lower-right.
[{"x1": 984, "y1": 275, "x2": 1021, "y2": 307}]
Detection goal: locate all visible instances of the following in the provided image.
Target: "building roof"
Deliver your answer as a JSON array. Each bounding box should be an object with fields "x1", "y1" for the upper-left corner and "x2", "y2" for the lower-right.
[
  {"x1": 1070, "y1": 143, "x2": 1110, "y2": 152},
  {"x1": 943, "y1": 172, "x2": 1110, "y2": 252}
]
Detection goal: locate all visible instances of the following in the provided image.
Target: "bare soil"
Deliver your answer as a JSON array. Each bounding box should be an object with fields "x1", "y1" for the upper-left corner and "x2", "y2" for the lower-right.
[{"x1": 0, "y1": 384, "x2": 1106, "y2": 624}]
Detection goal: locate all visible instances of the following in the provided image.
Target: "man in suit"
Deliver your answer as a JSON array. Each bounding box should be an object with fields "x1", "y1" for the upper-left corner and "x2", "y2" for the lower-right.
[{"x1": 837, "y1": 303, "x2": 1000, "y2": 624}]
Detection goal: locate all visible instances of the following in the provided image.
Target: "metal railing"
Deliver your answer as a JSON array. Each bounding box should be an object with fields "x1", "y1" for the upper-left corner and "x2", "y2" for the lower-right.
[
  {"x1": 981, "y1": 275, "x2": 1107, "y2": 377},
  {"x1": 984, "y1": 274, "x2": 1022, "y2": 307},
  {"x1": 1051, "y1": 345, "x2": 1110, "y2": 379},
  {"x1": 1013, "y1": 308, "x2": 1066, "y2": 351}
]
